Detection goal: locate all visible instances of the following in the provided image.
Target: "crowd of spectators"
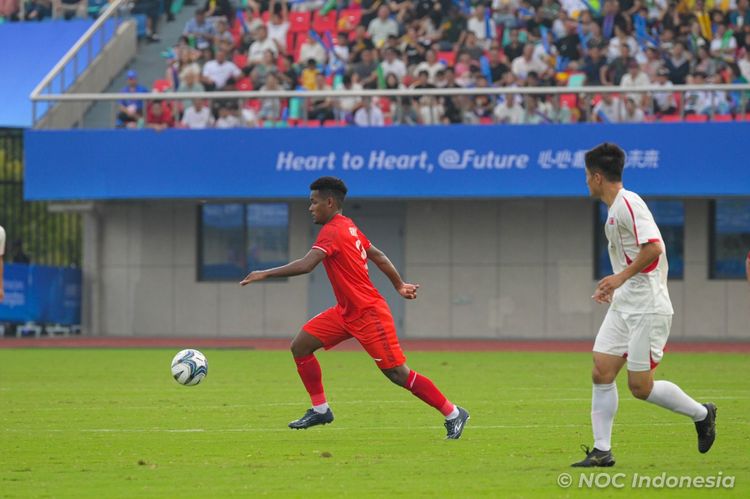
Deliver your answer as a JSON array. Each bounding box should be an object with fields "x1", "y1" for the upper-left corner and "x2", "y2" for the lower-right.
[
  {"x1": 111, "y1": 0, "x2": 750, "y2": 128},
  {"x1": 1, "y1": 0, "x2": 171, "y2": 42}
]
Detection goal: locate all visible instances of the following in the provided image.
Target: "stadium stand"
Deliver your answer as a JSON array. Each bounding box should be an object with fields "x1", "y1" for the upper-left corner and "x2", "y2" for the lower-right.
[{"x1": 19, "y1": 0, "x2": 750, "y2": 127}]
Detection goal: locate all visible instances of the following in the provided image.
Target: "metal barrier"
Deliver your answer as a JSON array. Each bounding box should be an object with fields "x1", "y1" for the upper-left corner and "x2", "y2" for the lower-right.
[
  {"x1": 29, "y1": 0, "x2": 128, "y2": 127},
  {"x1": 30, "y1": 82, "x2": 750, "y2": 128}
]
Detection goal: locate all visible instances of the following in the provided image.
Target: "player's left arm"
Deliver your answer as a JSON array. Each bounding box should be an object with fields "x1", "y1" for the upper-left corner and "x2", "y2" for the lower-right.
[
  {"x1": 594, "y1": 201, "x2": 663, "y2": 302},
  {"x1": 746, "y1": 252, "x2": 750, "y2": 284},
  {"x1": 596, "y1": 241, "x2": 663, "y2": 300},
  {"x1": 239, "y1": 249, "x2": 325, "y2": 286},
  {"x1": 365, "y1": 245, "x2": 419, "y2": 299}
]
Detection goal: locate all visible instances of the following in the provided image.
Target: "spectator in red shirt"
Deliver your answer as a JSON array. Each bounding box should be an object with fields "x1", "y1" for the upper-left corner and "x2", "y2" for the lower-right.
[
  {"x1": 145, "y1": 101, "x2": 175, "y2": 130},
  {"x1": 0, "y1": 0, "x2": 20, "y2": 19}
]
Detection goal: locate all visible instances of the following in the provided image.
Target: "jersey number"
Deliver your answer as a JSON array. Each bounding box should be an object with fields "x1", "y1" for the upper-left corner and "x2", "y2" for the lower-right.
[{"x1": 355, "y1": 239, "x2": 368, "y2": 270}]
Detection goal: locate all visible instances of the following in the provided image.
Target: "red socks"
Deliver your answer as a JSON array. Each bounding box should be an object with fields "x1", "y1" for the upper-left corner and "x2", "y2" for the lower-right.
[
  {"x1": 294, "y1": 358, "x2": 453, "y2": 417},
  {"x1": 406, "y1": 370, "x2": 455, "y2": 417},
  {"x1": 294, "y1": 354, "x2": 327, "y2": 406}
]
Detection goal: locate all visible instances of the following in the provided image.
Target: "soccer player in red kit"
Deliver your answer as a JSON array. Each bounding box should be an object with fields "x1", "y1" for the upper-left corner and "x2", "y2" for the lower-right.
[{"x1": 240, "y1": 177, "x2": 469, "y2": 439}]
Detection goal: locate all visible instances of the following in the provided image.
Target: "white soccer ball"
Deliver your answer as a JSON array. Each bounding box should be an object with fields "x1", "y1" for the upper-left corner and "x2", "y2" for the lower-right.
[{"x1": 171, "y1": 349, "x2": 208, "y2": 386}]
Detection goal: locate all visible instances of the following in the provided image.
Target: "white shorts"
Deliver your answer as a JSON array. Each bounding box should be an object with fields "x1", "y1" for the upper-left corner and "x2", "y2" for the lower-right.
[{"x1": 593, "y1": 309, "x2": 672, "y2": 372}]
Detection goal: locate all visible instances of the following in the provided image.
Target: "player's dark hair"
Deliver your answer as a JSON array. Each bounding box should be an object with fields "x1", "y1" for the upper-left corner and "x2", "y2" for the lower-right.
[
  {"x1": 310, "y1": 177, "x2": 348, "y2": 206},
  {"x1": 585, "y1": 143, "x2": 625, "y2": 182}
]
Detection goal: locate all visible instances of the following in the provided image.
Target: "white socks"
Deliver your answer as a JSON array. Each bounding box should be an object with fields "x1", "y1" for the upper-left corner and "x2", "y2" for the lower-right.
[
  {"x1": 592, "y1": 382, "x2": 618, "y2": 452},
  {"x1": 312, "y1": 403, "x2": 330, "y2": 414},
  {"x1": 646, "y1": 380, "x2": 708, "y2": 422},
  {"x1": 590, "y1": 379, "x2": 707, "y2": 452},
  {"x1": 445, "y1": 406, "x2": 460, "y2": 420}
]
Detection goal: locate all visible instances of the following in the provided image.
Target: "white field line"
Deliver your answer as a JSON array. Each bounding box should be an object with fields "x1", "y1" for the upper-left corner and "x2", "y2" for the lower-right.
[
  {"x1": 6, "y1": 395, "x2": 748, "y2": 412},
  {"x1": 2, "y1": 420, "x2": 748, "y2": 434}
]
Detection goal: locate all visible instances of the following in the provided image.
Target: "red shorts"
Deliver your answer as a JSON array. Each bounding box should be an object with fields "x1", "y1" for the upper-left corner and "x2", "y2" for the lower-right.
[{"x1": 302, "y1": 305, "x2": 406, "y2": 370}]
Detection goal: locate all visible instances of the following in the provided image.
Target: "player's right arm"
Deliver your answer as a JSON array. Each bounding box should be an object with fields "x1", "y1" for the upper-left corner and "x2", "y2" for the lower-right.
[
  {"x1": 239, "y1": 249, "x2": 325, "y2": 286},
  {"x1": 746, "y1": 251, "x2": 750, "y2": 285}
]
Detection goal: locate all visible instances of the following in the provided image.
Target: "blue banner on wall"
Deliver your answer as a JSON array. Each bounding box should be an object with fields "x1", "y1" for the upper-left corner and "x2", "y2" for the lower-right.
[
  {"x1": 24, "y1": 123, "x2": 750, "y2": 200},
  {"x1": 0, "y1": 264, "x2": 81, "y2": 325}
]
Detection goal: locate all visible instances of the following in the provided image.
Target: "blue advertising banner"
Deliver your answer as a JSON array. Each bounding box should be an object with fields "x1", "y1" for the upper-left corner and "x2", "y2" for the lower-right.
[
  {"x1": 0, "y1": 264, "x2": 82, "y2": 325},
  {"x1": 24, "y1": 123, "x2": 750, "y2": 200}
]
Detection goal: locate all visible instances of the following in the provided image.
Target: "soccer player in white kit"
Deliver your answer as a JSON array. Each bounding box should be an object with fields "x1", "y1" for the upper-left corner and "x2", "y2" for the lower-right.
[{"x1": 572, "y1": 143, "x2": 717, "y2": 467}]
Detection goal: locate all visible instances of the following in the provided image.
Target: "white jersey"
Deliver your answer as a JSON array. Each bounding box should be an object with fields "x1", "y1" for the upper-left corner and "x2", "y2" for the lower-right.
[
  {"x1": 0, "y1": 225, "x2": 5, "y2": 256},
  {"x1": 604, "y1": 189, "x2": 673, "y2": 315}
]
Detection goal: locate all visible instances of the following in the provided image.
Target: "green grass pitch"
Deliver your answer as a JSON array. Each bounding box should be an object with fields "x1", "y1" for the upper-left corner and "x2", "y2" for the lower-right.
[{"x1": 1, "y1": 349, "x2": 748, "y2": 498}]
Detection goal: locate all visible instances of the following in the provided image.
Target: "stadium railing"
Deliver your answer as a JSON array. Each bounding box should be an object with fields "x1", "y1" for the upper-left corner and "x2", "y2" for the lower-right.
[
  {"x1": 29, "y1": 0, "x2": 129, "y2": 126},
  {"x1": 30, "y1": 83, "x2": 750, "y2": 129}
]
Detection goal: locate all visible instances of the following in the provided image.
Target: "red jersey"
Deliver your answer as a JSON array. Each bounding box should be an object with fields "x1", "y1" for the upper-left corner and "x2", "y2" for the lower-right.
[{"x1": 311, "y1": 214, "x2": 386, "y2": 320}]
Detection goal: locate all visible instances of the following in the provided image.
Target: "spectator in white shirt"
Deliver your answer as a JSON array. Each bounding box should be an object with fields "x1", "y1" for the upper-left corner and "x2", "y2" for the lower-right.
[
  {"x1": 266, "y1": 0, "x2": 289, "y2": 51},
  {"x1": 706, "y1": 72, "x2": 731, "y2": 114},
  {"x1": 645, "y1": 0, "x2": 667, "y2": 21},
  {"x1": 354, "y1": 97, "x2": 385, "y2": 126},
  {"x1": 367, "y1": 6, "x2": 399, "y2": 47},
  {"x1": 607, "y1": 25, "x2": 639, "y2": 62},
  {"x1": 740, "y1": 49, "x2": 750, "y2": 82},
  {"x1": 248, "y1": 25, "x2": 280, "y2": 64},
  {"x1": 652, "y1": 67, "x2": 676, "y2": 115},
  {"x1": 559, "y1": 0, "x2": 587, "y2": 16},
  {"x1": 622, "y1": 97, "x2": 645, "y2": 122},
  {"x1": 684, "y1": 72, "x2": 712, "y2": 115},
  {"x1": 710, "y1": 23, "x2": 737, "y2": 64},
  {"x1": 551, "y1": 9, "x2": 568, "y2": 39},
  {"x1": 467, "y1": 4, "x2": 495, "y2": 47},
  {"x1": 380, "y1": 48, "x2": 407, "y2": 82},
  {"x1": 258, "y1": 73, "x2": 283, "y2": 121},
  {"x1": 181, "y1": 100, "x2": 215, "y2": 129},
  {"x1": 619, "y1": 60, "x2": 651, "y2": 108},
  {"x1": 512, "y1": 44, "x2": 548, "y2": 80},
  {"x1": 335, "y1": 74, "x2": 363, "y2": 121},
  {"x1": 532, "y1": 31, "x2": 557, "y2": 71},
  {"x1": 215, "y1": 106, "x2": 241, "y2": 128},
  {"x1": 413, "y1": 49, "x2": 446, "y2": 84},
  {"x1": 683, "y1": 72, "x2": 729, "y2": 115},
  {"x1": 493, "y1": 95, "x2": 524, "y2": 124},
  {"x1": 298, "y1": 36, "x2": 327, "y2": 65},
  {"x1": 201, "y1": 50, "x2": 242, "y2": 90},
  {"x1": 593, "y1": 93, "x2": 625, "y2": 122},
  {"x1": 328, "y1": 32, "x2": 350, "y2": 76}
]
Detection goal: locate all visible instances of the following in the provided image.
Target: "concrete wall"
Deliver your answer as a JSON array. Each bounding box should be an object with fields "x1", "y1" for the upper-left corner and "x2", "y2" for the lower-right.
[
  {"x1": 85, "y1": 201, "x2": 310, "y2": 337},
  {"x1": 84, "y1": 199, "x2": 750, "y2": 340}
]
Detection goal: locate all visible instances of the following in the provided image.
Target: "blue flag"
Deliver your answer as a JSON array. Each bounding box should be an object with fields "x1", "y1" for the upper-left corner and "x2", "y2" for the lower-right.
[
  {"x1": 577, "y1": 21, "x2": 589, "y2": 56},
  {"x1": 479, "y1": 55, "x2": 492, "y2": 82},
  {"x1": 540, "y1": 26, "x2": 551, "y2": 54},
  {"x1": 484, "y1": 7, "x2": 493, "y2": 41}
]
